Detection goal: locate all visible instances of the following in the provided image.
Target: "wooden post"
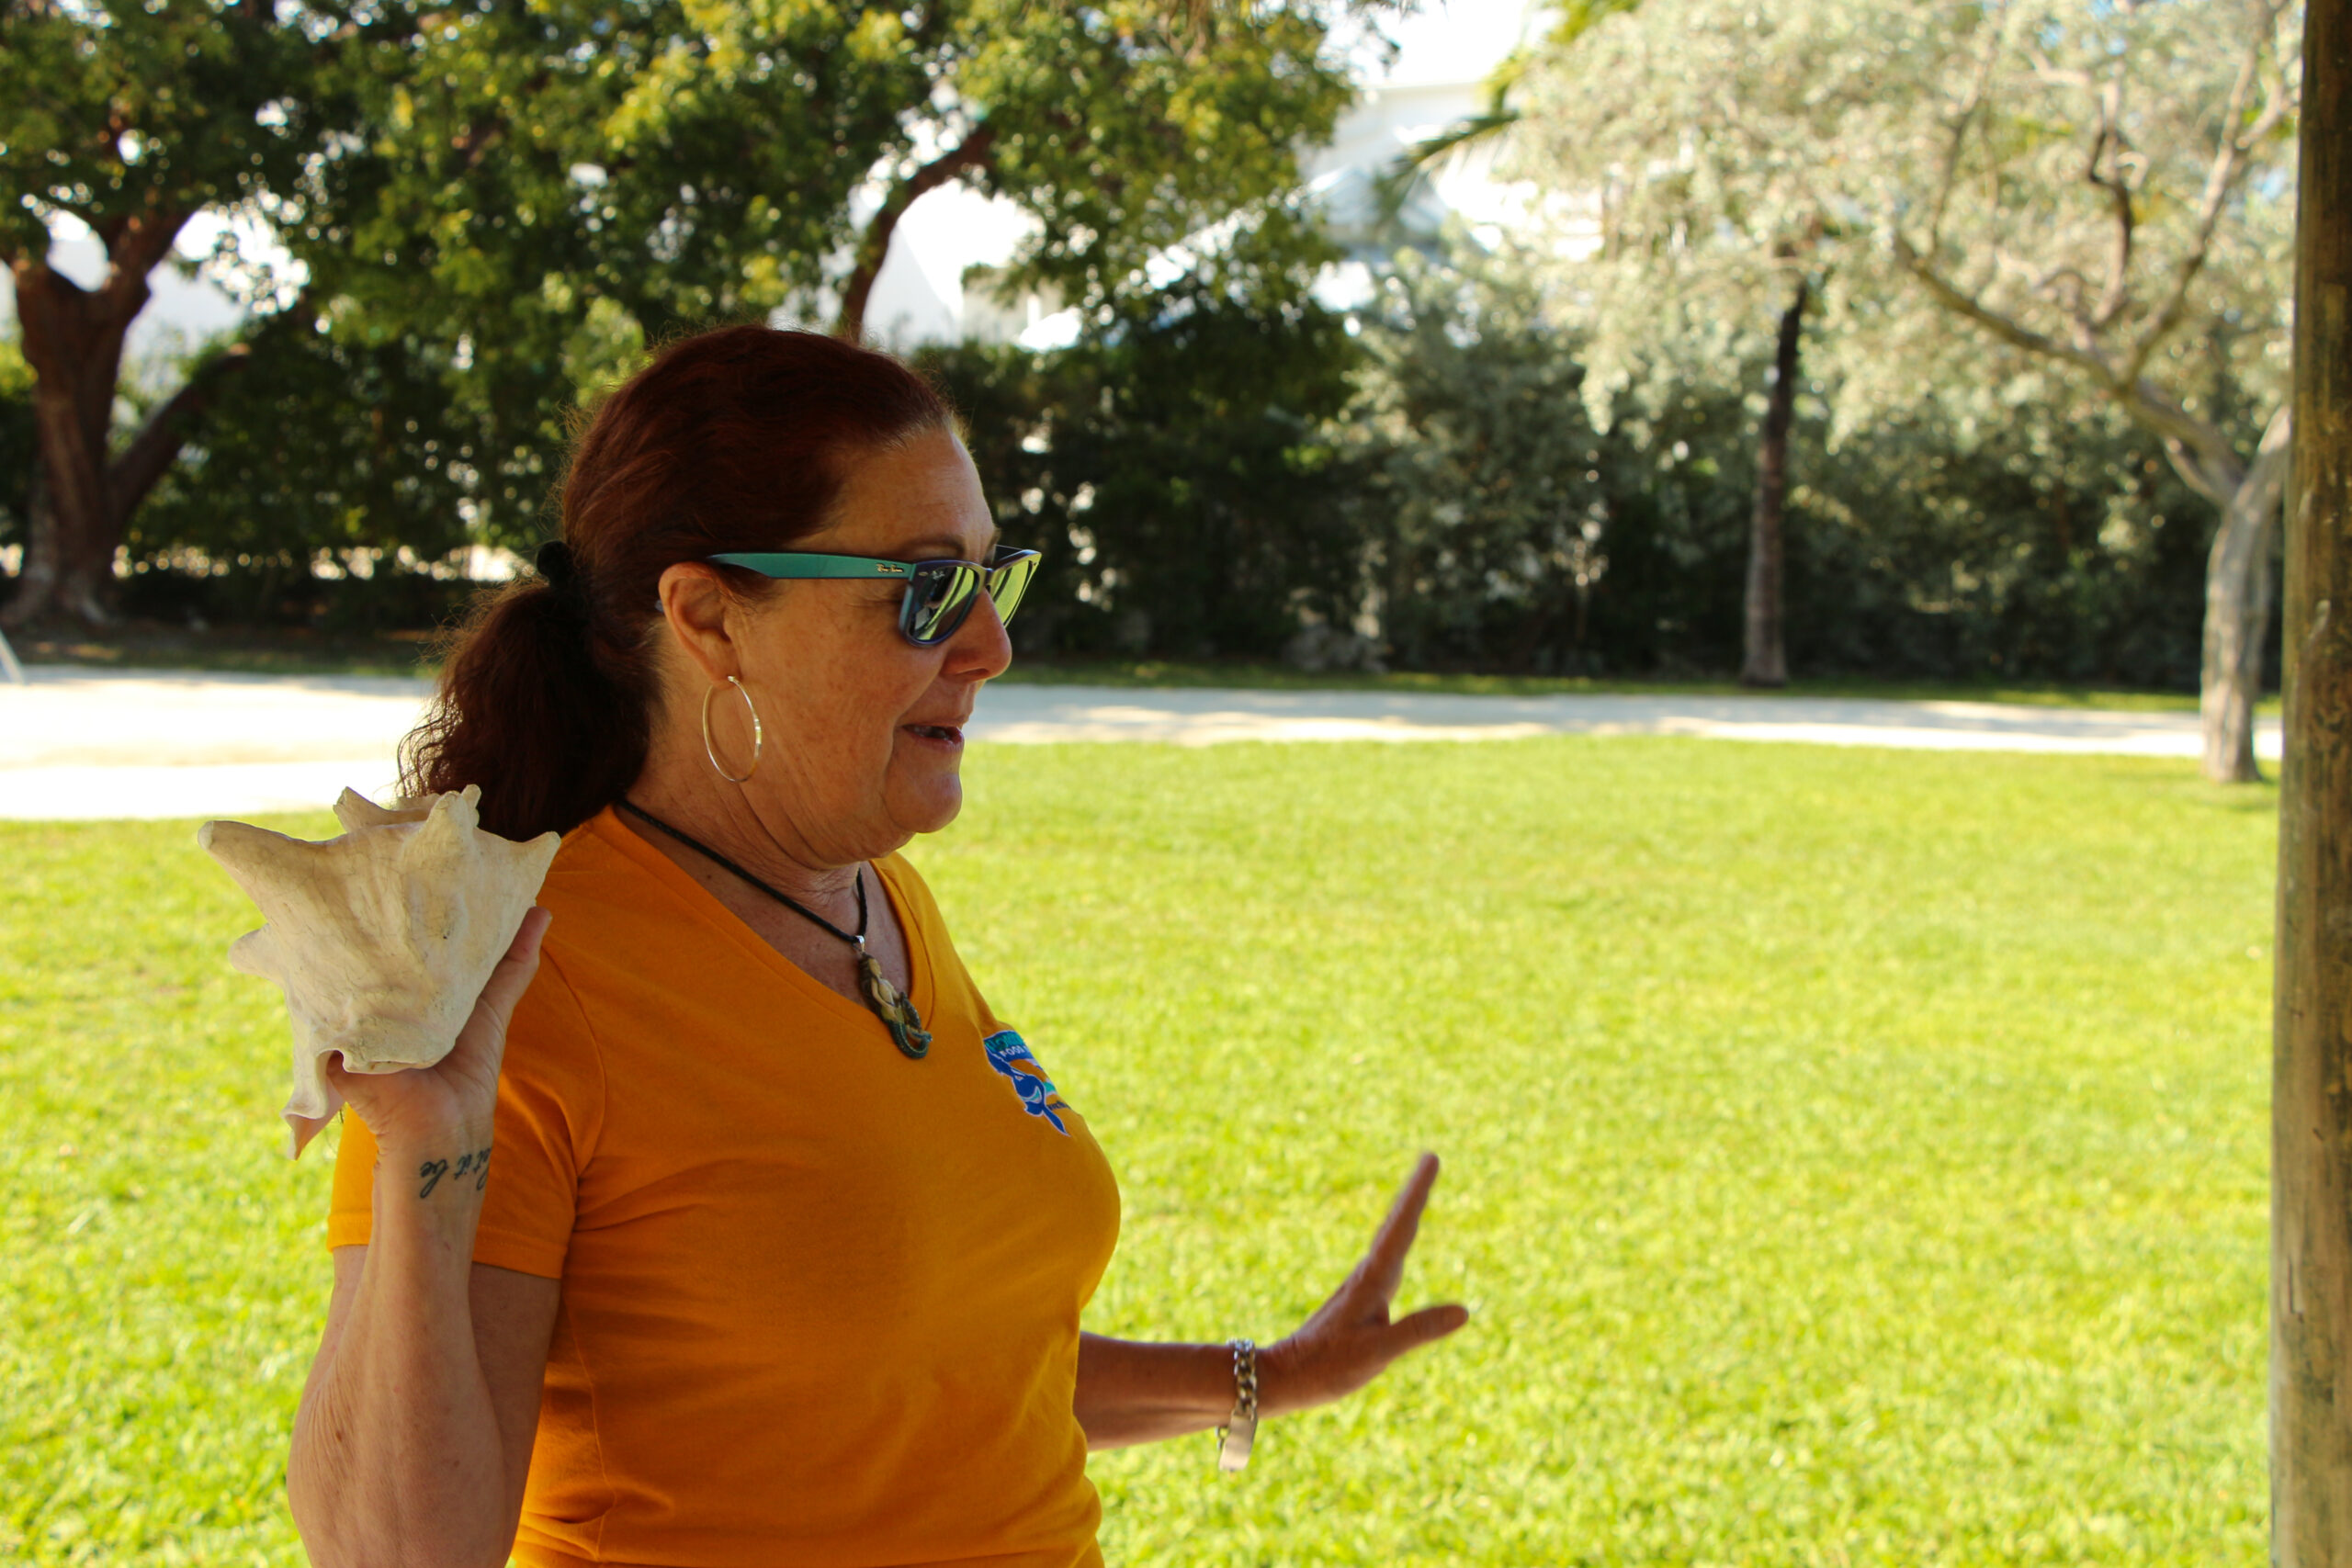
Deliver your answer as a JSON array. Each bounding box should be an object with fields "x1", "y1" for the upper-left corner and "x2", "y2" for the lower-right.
[{"x1": 2274, "y1": 2, "x2": 2352, "y2": 1562}]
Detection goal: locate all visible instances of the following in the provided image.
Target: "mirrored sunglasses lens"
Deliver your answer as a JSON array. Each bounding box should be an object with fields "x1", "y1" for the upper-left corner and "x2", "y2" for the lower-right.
[
  {"x1": 986, "y1": 553, "x2": 1039, "y2": 625},
  {"x1": 906, "y1": 563, "x2": 980, "y2": 644}
]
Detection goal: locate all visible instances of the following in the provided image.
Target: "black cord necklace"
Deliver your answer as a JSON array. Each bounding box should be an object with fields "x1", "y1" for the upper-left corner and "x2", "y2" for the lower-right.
[{"x1": 617, "y1": 797, "x2": 932, "y2": 1059}]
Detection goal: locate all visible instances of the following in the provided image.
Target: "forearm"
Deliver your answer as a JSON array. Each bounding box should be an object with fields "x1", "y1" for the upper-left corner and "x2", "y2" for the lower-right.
[
  {"x1": 288, "y1": 1128, "x2": 514, "y2": 1568},
  {"x1": 1075, "y1": 1333, "x2": 1286, "y2": 1451}
]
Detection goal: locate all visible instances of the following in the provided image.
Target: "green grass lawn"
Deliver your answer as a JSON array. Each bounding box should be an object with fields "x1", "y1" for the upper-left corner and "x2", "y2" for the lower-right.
[{"x1": 0, "y1": 739, "x2": 2275, "y2": 1563}]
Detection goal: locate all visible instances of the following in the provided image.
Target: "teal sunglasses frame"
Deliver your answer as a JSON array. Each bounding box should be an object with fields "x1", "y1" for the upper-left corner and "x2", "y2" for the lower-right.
[{"x1": 708, "y1": 546, "x2": 1042, "y2": 648}]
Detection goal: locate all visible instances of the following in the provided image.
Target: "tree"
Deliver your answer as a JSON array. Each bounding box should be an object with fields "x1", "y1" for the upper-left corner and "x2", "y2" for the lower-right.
[
  {"x1": 0, "y1": 0, "x2": 354, "y2": 626},
  {"x1": 1885, "y1": 0, "x2": 2300, "y2": 782},
  {"x1": 124, "y1": 322, "x2": 483, "y2": 626},
  {"x1": 1343, "y1": 250, "x2": 1629, "y2": 671},
  {"x1": 923, "y1": 203, "x2": 1364, "y2": 660},
  {"x1": 1500, "y1": 0, "x2": 2299, "y2": 768},
  {"x1": 826, "y1": 0, "x2": 1351, "y2": 343},
  {"x1": 2271, "y1": 0, "x2": 2352, "y2": 1552},
  {"x1": 1497, "y1": 0, "x2": 1885, "y2": 687},
  {"x1": 4, "y1": 0, "x2": 1362, "y2": 621},
  {"x1": 257, "y1": 0, "x2": 1361, "y2": 552}
]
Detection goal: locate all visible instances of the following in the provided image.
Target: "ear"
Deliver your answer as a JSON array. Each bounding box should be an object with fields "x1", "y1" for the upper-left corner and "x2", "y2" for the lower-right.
[{"x1": 657, "y1": 562, "x2": 751, "y2": 685}]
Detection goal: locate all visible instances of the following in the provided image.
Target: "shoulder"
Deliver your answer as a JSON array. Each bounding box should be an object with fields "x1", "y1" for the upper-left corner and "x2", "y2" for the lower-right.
[
  {"x1": 875, "y1": 847, "x2": 943, "y2": 918},
  {"x1": 526, "y1": 808, "x2": 710, "y2": 967},
  {"x1": 876, "y1": 849, "x2": 969, "y2": 957}
]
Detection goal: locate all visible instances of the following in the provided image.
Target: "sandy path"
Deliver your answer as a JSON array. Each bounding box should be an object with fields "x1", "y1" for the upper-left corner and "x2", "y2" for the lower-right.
[{"x1": 0, "y1": 667, "x2": 2278, "y2": 820}]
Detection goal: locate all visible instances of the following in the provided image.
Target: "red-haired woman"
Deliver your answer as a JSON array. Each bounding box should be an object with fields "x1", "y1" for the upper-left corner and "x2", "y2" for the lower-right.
[{"x1": 284, "y1": 325, "x2": 1465, "y2": 1568}]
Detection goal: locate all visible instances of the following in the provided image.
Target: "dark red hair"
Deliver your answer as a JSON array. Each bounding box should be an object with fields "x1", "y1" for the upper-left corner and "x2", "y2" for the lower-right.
[{"x1": 401, "y1": 325, "x2": 954, "y2": 840}]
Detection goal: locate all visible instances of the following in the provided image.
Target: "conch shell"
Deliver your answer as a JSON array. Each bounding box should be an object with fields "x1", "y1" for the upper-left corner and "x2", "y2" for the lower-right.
[{"x1": 198, "y1": 786, "x2": 561, "y2": 1156}]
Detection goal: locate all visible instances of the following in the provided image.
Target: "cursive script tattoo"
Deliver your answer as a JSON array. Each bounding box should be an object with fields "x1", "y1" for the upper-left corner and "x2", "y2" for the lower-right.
[{"x1": 415, "y1": 1144, "x2": 492, "y2": 1199}]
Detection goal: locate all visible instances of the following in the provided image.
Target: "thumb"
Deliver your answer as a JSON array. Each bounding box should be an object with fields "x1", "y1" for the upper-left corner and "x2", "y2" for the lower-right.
[
  {"x1": 472, "y1": 908, "x2": 552, "y2": 1027},
  {"x1": 1386, "y1": 1303, "x2": 1472, "y2": 1353}
]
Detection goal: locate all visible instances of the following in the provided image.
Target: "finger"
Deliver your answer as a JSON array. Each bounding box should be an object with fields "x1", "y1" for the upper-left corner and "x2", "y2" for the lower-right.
[
  {"x1": 1385, "y1": 1302, "x2": 1471, "y2": 1353},
  {"x1": 1357, "y1": 1152, "x2": 1443, "y2": 1300}
]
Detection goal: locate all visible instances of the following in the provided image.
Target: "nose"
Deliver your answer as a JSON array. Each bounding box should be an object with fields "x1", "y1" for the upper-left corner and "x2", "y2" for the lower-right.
[{"x1": 944, "y1": 588, "x2": 1013, "y2": 682}]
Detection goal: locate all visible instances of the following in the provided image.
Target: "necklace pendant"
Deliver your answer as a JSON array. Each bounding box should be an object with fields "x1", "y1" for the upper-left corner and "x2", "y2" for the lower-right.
[
  {"x1": 857, "y1": 952, "x2": 932, "y2": 1060},
  {"x1": 885, "y1": 1013, "x2": 931, "y2": 1060}
]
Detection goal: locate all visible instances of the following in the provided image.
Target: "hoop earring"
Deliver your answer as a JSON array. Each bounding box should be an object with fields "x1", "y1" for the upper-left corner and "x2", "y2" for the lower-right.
[{"x1": 701, "y1": 675, "x2": 763, "y2": 784}]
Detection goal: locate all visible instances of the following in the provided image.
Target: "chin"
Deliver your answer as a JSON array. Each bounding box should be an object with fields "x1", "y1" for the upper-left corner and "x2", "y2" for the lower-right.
[{"x1": 887, "y1": 774, "x2": 965, "y2": 838}]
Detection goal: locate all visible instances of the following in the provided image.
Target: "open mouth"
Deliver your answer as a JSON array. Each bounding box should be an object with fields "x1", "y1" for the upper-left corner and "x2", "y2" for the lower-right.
[{"x1": 904, "y1": 723, "x2": 964, "y2": 744}]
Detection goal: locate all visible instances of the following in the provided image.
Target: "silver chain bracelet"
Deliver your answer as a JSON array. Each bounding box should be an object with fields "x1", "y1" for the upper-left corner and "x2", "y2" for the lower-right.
[{"x1": 1216, "y1": 1337, "x2": 1259, "y2": 1472}]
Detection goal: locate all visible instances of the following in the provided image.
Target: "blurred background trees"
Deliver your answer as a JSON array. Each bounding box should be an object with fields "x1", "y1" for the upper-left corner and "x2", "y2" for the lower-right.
[
  {"x1": 1494, "y1": 0, "x2": 2297, "y2": 772},
  {"x1": 0, "y1": 0, "x2": 2304, "y2": 726},
  {"x1": 0, "y1": 0, "x2": 356, "y2": 625}
]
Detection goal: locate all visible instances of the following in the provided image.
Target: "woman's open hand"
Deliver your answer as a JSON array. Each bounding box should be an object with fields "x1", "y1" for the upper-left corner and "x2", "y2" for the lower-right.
[
  {"x1": 1259, "y1": 1152, "x2": 1469, "y2": 1416},
  {"x1": 315, "y1": 908, "x2": 551, "y2": 1153}
]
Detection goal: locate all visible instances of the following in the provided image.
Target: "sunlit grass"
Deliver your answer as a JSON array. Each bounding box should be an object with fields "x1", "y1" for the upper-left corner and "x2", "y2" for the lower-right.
[{"x1": 0, "y1": 739, "x2": 2275, "y2": 1563}]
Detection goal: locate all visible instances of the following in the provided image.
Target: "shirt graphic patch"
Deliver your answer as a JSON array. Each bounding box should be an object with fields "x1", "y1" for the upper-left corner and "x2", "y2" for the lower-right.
[{"x1": 982, "y1": 1031, "x2": 1070, "y2": 1134}]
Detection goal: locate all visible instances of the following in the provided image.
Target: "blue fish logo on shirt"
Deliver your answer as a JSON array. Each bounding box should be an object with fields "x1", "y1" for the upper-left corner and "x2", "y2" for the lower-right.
[{"x1": 983, "y1": 1031, "x2": 1070, "y2": 1135}]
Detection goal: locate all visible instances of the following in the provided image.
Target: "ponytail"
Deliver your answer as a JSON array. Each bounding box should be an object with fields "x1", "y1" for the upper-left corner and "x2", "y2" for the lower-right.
[
  {"x1": 400, "y1": 576, "x2": 650, "y2": 841},
  {"x1": 399, "y1": 325, "x2": 953, "y2": 840}
]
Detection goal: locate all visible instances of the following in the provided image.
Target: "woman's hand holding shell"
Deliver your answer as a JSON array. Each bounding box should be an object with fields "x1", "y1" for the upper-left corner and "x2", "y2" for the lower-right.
[
  {"x1": 199, "y1": 786, "x2": 563, "y2": 1156},
  {"x1": 322, "y1": 908, "x2": 551, "y2": 1158}
]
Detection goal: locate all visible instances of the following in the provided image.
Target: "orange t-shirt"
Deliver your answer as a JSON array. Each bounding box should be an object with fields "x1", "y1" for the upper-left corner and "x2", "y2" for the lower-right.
[{"x1": 328, "y1": 807, "x2": 1123, "y2": 1568}]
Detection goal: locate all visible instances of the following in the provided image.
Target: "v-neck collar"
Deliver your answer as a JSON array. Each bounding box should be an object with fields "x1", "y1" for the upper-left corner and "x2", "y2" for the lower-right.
[{"x1": 582, "y1": 806, "x2": 938, "y2": 1047}]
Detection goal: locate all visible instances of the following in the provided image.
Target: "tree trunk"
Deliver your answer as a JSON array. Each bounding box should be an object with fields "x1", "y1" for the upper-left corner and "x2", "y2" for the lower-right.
[
  {"x1": 9, "y1": 266, "x2": 126, "y2": 626},
  {"x1": 1741, "y1": 277, "x2": 1807, "y2": 688},
  {"x1": 2274, "y1": 0, "x2": 2352, "y2": 1559},
  {"x1": 3, "y1": 210, "x2": 188, "y2": 628},
  {"x1": 2202, "y1": 405, "x2": 2294, "y2": 783}
]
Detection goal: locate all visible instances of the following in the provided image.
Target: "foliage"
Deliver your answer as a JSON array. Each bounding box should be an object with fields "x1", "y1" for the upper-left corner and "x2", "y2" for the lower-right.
[
  {"x1": 1345, "y1": 253, "x2": 1748, "y2": 673},
  {"x1": 1784, "y1": 399, "x2": 2220, "y2": 686},
  {"x1": 1503, "y1": 0, "x2": 2296, "y2": 453},
  {"x1": 121, "y1": 321, "x2": 484, "y2": 631},
  {"x1": 0, "y1": 739, "x2": 2273, "y2": 1562},
  {"x1": 274, "y1": 0, "x2": 1362, "y2": 547},
  {"x1": 0, "y1": 0, "x2": 379, "y2": 623},
  {"x1": 0, "y1": 0, "x2": 1365, "y2": 609},
  {"x1": 922, "y1": 207, "x2": 1365, "y2": 659},
  {"x1": 0, "y1": 0, "x2": 342, "y2": 269},
  {"x1": 1339, "y1": 244, "x2": 2222, "y2": 683}
]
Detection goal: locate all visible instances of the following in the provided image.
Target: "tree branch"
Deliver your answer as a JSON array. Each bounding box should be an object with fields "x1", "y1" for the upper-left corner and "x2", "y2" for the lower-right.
[
  {"x1": 2084, "y1": 80, "x2": 2138, "y2": 330},
  {"x1": 2234, "y1": 399, "x2": 2294, "y2": 516},
  {"x1": 104, "y1": 339, "x2": 257, "y2": 533},
  {"x1": 1895, "y1": 238, "x2": 2246, "y2": 501},
  {"x1": 1894, "y1": 238, "x2": 2111, "y2": 378},
  {"x1": 1928, "y1": 17, "x2": 2007, "y2": 252},
  {"x1": 834, "y1": 122, "x2": 1000, "y2": 343},
  {"x1": 95, "y1": 204, "x2": 192, "y2": 328},
  {"x1": 2122, "y1": 2, "x2": 2291, "y2": 381}
]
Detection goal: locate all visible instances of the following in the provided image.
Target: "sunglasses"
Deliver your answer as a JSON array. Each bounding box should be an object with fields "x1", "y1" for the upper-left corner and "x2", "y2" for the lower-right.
[{"x1": 707, "y1": 545, "x2": 1042, "y2": 648}]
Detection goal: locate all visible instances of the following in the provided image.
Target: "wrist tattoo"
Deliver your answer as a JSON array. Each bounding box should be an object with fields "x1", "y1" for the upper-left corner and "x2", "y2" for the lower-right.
[{"x1": 415, "y1": 1144, "x2": 492, "y2": 1200}]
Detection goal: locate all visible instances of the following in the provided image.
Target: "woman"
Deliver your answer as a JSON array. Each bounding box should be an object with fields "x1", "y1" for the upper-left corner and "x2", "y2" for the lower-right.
[{"x1": 287, "y1": 325, "x2": 1466, "y2": 1568}]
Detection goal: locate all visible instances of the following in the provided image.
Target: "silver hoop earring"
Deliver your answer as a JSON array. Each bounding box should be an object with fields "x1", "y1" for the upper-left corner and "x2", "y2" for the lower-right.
[{"x1": 701, "y1": 675, "x2": 763, "y2": 784}]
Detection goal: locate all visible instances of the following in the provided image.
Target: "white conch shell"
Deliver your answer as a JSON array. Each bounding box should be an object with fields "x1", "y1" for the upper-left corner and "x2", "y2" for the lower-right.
[{"x1": 198, "y1": 786, "x2": 561, "y2": 1157}]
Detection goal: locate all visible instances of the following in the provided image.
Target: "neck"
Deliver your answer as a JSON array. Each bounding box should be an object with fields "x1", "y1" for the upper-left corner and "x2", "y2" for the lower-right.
[{"x1": 620, "y1": 761, "x2": 865, "y2": 925}]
